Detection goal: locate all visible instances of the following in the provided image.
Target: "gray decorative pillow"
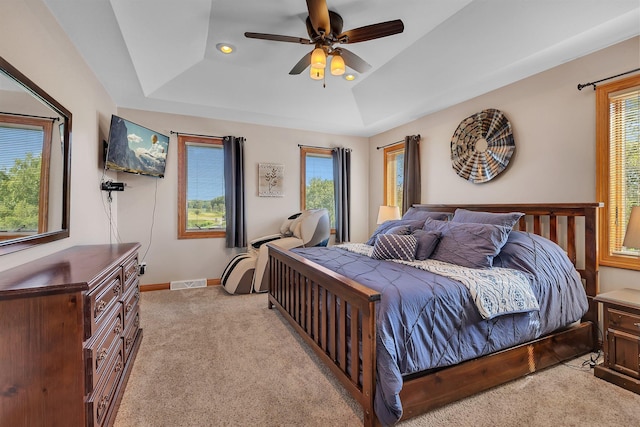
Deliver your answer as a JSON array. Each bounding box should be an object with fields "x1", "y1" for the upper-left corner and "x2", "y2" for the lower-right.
[
  {"x1": 424, "y1": 218, "x2": 510, "y2": 268},
  {"x1": 366, "y1": 219, "x2": 425, "y2": 246},
  {"x1": 385, "y1": 225, "x2": 412, "y2": 236},
  {"x1": 401, "y1": 207, "x2": 450, "y2": 222},
  {"x1": 372, "y1": 234, "x2": 417, "y2": 261},
  {"x1": 452, "y1": 208, "x2": 524, "y2": 229},
  {"x1": 412, "y1": 230, "x2": 442, "y2": 260}
]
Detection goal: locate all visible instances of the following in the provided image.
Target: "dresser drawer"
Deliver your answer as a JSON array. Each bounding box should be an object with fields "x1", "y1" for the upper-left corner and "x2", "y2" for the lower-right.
[
  {"x1": 607, "y1": 328, "x2": 640, "y2": 378},
  {"x1": 85, "y1": 269, "x2": 122, "y2": 340},
  {"x1": 122, "y1": 283, "x2": 140, "y2": 328},
  {"x1": 84, "y1": 302, "x2": 123, "y2": 395},
  {"x1": 607, "y1": 307, "x2": 640, "y2": 337},
  {"x1": 123, "y1": 310, "x2": 140, "y2": 362},
  {"x1": 123, "y1": 256, "x2": 139, "y2": 293},
  {"x1": 86, "y1": 342, "x2": 124, "y2": 427}
]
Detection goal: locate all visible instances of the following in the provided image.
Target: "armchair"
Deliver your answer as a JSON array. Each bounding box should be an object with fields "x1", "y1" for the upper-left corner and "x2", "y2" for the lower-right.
[{"x1": 221, "y1": 209, "x2": 330, "y2": 294}]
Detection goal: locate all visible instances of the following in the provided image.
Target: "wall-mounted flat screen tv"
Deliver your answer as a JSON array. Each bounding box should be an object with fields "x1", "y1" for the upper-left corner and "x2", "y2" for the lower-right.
[{"x1": 105, "y1": 115, "x2": 169, "y2": 178}]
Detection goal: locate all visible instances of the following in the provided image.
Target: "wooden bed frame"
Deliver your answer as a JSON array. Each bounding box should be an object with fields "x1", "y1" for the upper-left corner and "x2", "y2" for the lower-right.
[{"x1": 267, "y1": 203, "x2": 600, "y2": 426}]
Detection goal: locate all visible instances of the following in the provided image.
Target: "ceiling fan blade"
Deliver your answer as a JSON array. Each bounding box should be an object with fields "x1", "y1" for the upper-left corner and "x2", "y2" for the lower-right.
[
  {"x1": 338, "y1": 19, "x2": 404, "y2": 44},
  {"x1": 306, "y1": 0, "x2": 331, "y2": 35},
  {"x1": 289, "y1": 52, "x2": 312, "y2": 75},
  {"x1": 339, "y1": 48, "x2": 371, "y2": 73},
  {"x1": 245, "y1": 32, "x2": 312, "y2": 44}
]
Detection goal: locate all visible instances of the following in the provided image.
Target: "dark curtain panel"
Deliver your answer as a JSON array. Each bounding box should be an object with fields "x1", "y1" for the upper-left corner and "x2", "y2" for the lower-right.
[
  {"x1": 402, "y1": 135, "x2": 421, "y2": 214},
  {"x1": 223, "y1": 136, "x2": 247, "y2": 248},
  {"x1": 332, "y1": 147, "x2": 351, "y2": 243}
]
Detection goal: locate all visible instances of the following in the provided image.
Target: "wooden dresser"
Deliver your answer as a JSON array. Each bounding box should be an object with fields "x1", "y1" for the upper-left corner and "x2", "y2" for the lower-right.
[
  {"x1": 594, "y1": 288, "x2": 640, "y2": 394},
  {"x1": 0, "y1": 243, "x2": 143, "y2": 427}
]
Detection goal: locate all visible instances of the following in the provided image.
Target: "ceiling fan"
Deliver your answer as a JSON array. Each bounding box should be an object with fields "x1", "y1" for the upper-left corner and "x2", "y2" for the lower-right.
[{"x1": 244, "y1": 0, "x2": 404, "y2": 78}]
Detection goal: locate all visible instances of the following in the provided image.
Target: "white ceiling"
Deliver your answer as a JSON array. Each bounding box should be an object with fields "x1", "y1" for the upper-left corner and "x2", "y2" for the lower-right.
[{"x1": 43, "y1": 0, "x2": 640, "y2": 137}]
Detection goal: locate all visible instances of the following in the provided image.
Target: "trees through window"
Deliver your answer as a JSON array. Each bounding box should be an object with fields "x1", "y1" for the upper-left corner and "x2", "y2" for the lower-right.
[
  {"x1": 0, "y1": 114, "x2": 52, "y2": 240},
  {"x1": 300, "y1": 146, "x2": 335, "y2": 228},
  {"x1": 177, "y1": 135, "x2": 226, "y2": 239}
]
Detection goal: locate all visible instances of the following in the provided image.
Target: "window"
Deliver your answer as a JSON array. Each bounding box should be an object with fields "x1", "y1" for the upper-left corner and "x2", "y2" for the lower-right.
[
  {"x1": 300, "y1": 146, "x2": 335, "y2": 227},
  {"x1": 596, "y1": 74, "x2": 640, "y2": 270},
  {"x1": 383, "y1": 143, "x2": 404, "y2": 208},
  {"x1": 177, "y1": 135, "x2": 225, "y2": 239},
  {"x1": 0, "y1": 114, "x2": 53, "y2": 240}
]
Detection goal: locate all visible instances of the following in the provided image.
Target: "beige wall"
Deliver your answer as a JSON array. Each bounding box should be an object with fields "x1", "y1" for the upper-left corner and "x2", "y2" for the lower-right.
[
  {"x1": 0, "y1": 0, "x2": 118, "y2": 271},
  {"x1": 113, "y1": 109, "x2": 369, "y2": 285},
  {"x1": 369, "y1": 36, "x2": 640, "y2": 293}
]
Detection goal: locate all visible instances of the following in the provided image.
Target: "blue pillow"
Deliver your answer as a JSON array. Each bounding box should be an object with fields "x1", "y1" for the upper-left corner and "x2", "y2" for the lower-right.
[
  {"x1": 366, "y1": 219, "x2": 425, "y2": 246},
  {"x1": 424, "y1": 218, "x2": 510, "y2": 268},
  {"x1": 452, "y1": 208, "x2": 524, "y2": 229},
  {"x1": 372, "y1": 234, "x2": 417, "y2": 261},
  {"x1": 412, "y1": 230, "x2": 442, "y2": 260},
  {"x1": 401, "y1": 207, "x2": 450, "y2": 222},
  {"x1": 385, "y1": 225, "x2": 412, "y2": 236}
]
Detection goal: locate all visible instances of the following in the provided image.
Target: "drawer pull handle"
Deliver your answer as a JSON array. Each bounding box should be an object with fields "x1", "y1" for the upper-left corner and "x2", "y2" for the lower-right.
[
  {"x1": 113, "y1": 283, "x2": 121, "y2": 295},
  {"x1": 97, "y1": 348, "x2": 108, "y2": 362},
  {"x1": 126, "y1": 303, "x2": 133, "y2": 313},
  {"x1": 114, "y1": 322, "x2": 122, "y2": 335},
  {"x1": 95, "y1": 300, "x2": 107, "y2": 317},
  {"x1": 97, "y1": 395, "x2": 110, "y2": 419},
  {"x1": 115, "y1": 360, "x2": 123, "y2": 373},
  {"x1": 634, "y1": 322, "x2": 640, "y2": 328}
]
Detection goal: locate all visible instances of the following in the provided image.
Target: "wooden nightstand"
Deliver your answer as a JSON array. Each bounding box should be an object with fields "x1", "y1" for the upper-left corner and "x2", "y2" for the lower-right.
[{"x1": 594, "y1": 288, "x2": 640, "y2": 394}]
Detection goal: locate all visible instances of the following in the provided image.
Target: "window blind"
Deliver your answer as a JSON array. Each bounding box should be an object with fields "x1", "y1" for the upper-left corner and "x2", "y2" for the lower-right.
[
  {"x1": 384, "y1": 145, "x2": 404, "y2": 207},
  {"x1": 0, "y1": 125, "x2": 44, "y2": 171},
  {"x1": 609, "y1": 87, "x2": 640, "y2": 253}
]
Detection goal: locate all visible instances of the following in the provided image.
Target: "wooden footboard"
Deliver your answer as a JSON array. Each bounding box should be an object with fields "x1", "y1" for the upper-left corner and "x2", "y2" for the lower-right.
[
  {"x1": 268, "y1": 245, "x2": 381, "y2": 426},
  {"x1": 268, "y1": 203, "x2": 600, "y2": 426}
]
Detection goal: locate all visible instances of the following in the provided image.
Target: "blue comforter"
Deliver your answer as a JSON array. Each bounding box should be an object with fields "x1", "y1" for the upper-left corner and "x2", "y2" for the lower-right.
[{"x1": 291, "y1": 231, "x2": 588, "y2": 425}]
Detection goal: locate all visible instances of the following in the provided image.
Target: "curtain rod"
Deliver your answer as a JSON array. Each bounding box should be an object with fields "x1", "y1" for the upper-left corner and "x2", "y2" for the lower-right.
[
  {"x1": 170, "y1": 130, "x2": 226, "y2": 139},
  {"x1": 376, "y1": 140, "x2": 403, "y2": 150},
  {"x1": 577, "y1": 67, "x2": 640, "y2": 91},
  {"x1": 376, "y1": 134, "x2": 421, "y2": 150},
  {"x1": 0, "y1": 111, "x2": 60, "y2": 121},
  {"x1": 297, "y1": 144, "x2": 352, "y2": 152}
]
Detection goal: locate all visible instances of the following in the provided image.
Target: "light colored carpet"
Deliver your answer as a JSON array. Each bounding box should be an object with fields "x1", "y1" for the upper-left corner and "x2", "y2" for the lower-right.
[{"x1": 114, "y1": 286, "x2": 640, "y2": 427}]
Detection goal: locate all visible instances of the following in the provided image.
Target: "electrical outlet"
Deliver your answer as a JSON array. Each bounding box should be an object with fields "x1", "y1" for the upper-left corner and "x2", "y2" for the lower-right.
[{"x1": 138, "y1": 262, "x2": 146, "y2": 275}]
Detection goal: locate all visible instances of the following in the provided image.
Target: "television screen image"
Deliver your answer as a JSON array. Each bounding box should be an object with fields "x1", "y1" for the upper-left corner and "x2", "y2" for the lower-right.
[{"x1": 105, "y1": 115, "x2": 169, "y2": 178}]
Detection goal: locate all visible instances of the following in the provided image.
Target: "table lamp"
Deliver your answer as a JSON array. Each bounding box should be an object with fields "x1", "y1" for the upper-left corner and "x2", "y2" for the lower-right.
[
  {"x1": 377, "y1": 205, "x2": 401, "y2": 224},
  {"x1": 623, "y1": 206, "x2": 640, "y2": 249}
]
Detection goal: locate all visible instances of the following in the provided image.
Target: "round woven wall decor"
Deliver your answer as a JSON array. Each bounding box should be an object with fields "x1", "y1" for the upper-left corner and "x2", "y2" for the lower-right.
[{"x1": 450, "y1": 108, "x2": 515, "y2": 184}]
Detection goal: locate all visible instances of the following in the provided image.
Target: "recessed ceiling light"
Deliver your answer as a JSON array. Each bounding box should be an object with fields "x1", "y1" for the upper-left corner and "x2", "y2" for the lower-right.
[
  {"x1": 216, "y1": 43, "x2": 235, "y2": 54},
  {"x1": 344, "y1": 74, "x2": 356, "y2": 81}
]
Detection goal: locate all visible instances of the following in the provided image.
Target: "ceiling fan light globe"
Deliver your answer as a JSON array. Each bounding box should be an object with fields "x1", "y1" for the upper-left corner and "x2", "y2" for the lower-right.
[
  {"x1": 310, "y1": 66, "x2": 324, "y2": 80},
  {"x1": 311, "y1": 47, "x2": 326, "y2": 69},
  {"x1": 331, "y1": 55, "x2": 345, "y2": 76}
]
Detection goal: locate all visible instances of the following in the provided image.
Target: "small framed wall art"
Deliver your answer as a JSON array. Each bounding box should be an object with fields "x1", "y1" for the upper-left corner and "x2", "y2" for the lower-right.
[{"x1": 258, "y1": 163, "x2": 284, "y2": 197}]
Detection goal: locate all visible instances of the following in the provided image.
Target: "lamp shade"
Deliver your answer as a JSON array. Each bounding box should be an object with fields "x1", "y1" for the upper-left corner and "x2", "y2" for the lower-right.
[
  {"x1": 310, "y1": 66, "x2": 324, "y2": 80},
  {"x1": 623, "y1": 206, "x2": 640, "y2": 249},
  {"x1": 311, "y1": 47, "x2": 326, "y2": 69},
  {"x1": 377, "y1": 205, "x2": 401, "y2": 224},
  {"x1": 330, "y1": 54, "x2": 345, "y2": 76}
]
